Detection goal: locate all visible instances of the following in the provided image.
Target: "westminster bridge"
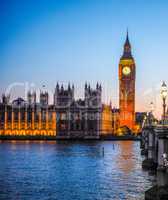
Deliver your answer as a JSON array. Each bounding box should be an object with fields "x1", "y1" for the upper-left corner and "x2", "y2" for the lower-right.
[{"x1": 141, "y1": 115, "x2": 168, "y2": 200}]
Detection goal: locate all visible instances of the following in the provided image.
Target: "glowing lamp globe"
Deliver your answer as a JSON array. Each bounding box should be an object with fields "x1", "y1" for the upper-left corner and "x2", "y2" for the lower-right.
[{"x1": 161, "y1": 81, "x2": 168, "y2": 99}]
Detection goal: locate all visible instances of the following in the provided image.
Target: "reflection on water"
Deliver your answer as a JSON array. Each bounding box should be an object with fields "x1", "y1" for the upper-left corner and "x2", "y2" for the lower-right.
[
  {"x1": 117, "y1": 141, "x2": 136, "y2": 174},
  {"x1": 0, "y1": 141, "x2": 153, "y2": 200}
]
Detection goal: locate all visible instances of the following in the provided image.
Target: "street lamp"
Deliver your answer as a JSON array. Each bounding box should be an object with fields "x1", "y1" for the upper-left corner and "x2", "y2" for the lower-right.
[
  {"x1": 161, "y1": 81, "x2": 168, "y2": 124},
  {"x1": 150, "y1": 101, "x2": 154, "y2": 113},
  {"x1": 149, "y1": 102, "x2": 154, "y2": 125},
  {"x1": 162, "y1": 153, "x2": 168, "y2": 168}
]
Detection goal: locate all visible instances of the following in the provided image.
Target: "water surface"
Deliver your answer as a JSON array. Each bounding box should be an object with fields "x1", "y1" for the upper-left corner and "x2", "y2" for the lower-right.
[{"x1": 0, "y1": 141, "x2": 154, "y2": 200}]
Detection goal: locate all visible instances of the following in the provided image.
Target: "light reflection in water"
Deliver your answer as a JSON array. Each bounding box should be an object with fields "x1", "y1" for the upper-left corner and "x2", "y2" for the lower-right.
[
  {"x1": 0, "y1": 140, "x2": 153, "y2": 200},
  {"x1": 117, "y1": 141, "x2": 136, "y2": 174}
]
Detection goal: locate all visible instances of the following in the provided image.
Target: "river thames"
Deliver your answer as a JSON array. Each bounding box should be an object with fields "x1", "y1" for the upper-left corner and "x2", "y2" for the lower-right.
[{"x1": 0, "y1": 140, "x2": 155, "y2": 200}]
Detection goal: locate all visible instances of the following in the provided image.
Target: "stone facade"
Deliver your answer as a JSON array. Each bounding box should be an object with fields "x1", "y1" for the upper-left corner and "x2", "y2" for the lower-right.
[
  {"x1": 54, "y1": 83, "x2": 102, "y2": 139},
  {"x1": 0, "y1": 83, "x2": 120, "y2": 139},
  {"x1": 0, "y1": 93, "x2": 56, "y2": 137},
  {"x1": 119, "y1": 32, "x2": 136, "y2": 131},
  {"x1": 141, "y1": 123, "x2": 168, "y2": 199}
]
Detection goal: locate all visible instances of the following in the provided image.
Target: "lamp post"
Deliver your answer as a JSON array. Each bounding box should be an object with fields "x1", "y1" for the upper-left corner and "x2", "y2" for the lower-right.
[
  {"x1": 149, "y1": 101, "x2": 154, "y2": 125},
  {"x1": 161, "y1": 81, "x2": 168, "y2": 125},
  {"x1": 163, "y1": 153, "x2": 168, "y2": 168},
  {"x1": 150, "y1": 101, "x2": 154, "y2": 113}
]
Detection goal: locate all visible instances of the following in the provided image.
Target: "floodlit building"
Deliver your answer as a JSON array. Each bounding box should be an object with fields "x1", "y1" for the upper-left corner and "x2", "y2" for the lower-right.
[{"x1": 0, "y1": 83, "x2": 122, "y2": 138}]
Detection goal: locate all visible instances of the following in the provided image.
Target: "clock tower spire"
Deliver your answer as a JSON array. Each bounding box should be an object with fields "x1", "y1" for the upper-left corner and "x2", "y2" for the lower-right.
[
  {"x1": 122, "y1": 30, "x2": 132, "y2": 59},
  {"x1": 119, "y1": 32, "x2": 136, "y2": 131}
]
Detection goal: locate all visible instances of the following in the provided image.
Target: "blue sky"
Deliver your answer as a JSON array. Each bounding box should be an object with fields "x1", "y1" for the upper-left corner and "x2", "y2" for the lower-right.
[{"x1": 1, "y1": 0, "x2": 168, "y2": 117}]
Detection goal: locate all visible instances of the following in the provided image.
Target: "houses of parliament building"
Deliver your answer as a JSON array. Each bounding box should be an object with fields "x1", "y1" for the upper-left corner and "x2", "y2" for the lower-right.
[
  {"x1": 0, "y1": 33, "x2": 139, "y2": 139},
  {"x1": 0, "y1": 83, "x2": 121, "y2": 138}
]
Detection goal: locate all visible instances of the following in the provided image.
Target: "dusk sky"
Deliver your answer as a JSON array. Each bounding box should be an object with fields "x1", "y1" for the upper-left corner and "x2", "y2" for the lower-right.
[{"x1": 1, "y1": 0, "x2": 168, "y2": 118}]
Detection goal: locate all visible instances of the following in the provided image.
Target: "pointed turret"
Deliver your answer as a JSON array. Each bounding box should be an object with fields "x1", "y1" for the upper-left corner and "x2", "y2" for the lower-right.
[
  {"x1": 68, "y1": 82, "x2": 71, "y2": 91},
  {"x1": 125, "y1": 30, "x2": 130, "y2": 46},
  {"x1": 96, "y1": 82, "x2": 99, "y2": 90},
  {"x1": 56, "y1": 82, "x2": 59, "y2": 91},
  {"x1": 61, "y1": 84, "x2": 64, "y2": 91},
  {"x1": 85, "y1": 82, "x2": 87, "y2": 89},
  {"x1": 121, "y1": 30, "x2": 133, "y2": 59}
]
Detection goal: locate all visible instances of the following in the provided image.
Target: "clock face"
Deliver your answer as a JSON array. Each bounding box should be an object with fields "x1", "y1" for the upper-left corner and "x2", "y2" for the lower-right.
[{"x1": 122, "y1": 66, "x2": 131, "y2": 76}]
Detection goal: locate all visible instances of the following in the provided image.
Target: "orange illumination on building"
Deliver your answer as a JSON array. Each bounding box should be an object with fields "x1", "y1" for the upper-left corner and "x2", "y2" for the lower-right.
[
  {"x1": 101, "y1": 105, "x2": 120, "y2": 136},
  {"x1": 119, "y1": 32, "x2": 136, "y2": 131},
  {"x1": 101, "y1": 104, "x2": 113, "y2": 135},
  {"x1": 0, "y1": 109, "x2": 57, "y2": 137}
]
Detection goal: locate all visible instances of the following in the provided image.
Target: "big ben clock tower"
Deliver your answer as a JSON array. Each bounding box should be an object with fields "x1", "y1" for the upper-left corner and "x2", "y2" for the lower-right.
[{"x1": 119, "y1": 32, "x2": 136, "y2": 130}]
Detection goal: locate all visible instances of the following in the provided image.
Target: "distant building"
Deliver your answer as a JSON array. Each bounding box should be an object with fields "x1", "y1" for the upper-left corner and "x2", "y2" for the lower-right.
[
  {"x1": 0, "y1": 83, "x2": 115, "y2": 138},
  {"x1": 101, "y1": 105, "x2": 120, "y2": 135},
  {"x1": 101, "y1": 104, "x2": 113, "y2": 135},
  {"x1": 112, "y1": 108, "x2": 120, "y2": 134},
  {"x1": 0, "y1": 83, "x2": 123, "y2": 138},
  {"x1": 54, "y1": 83, "x2": 102, "y2": 139},
  {"x1": 0, "y1": 91, "x2": 56, "y2": 137},
  {"x1": 0, "y1": 33, "x2": 140, "y2": 138},
  {"x1": 119, "y1": 32, "x2": 136, "y2": 131}
]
